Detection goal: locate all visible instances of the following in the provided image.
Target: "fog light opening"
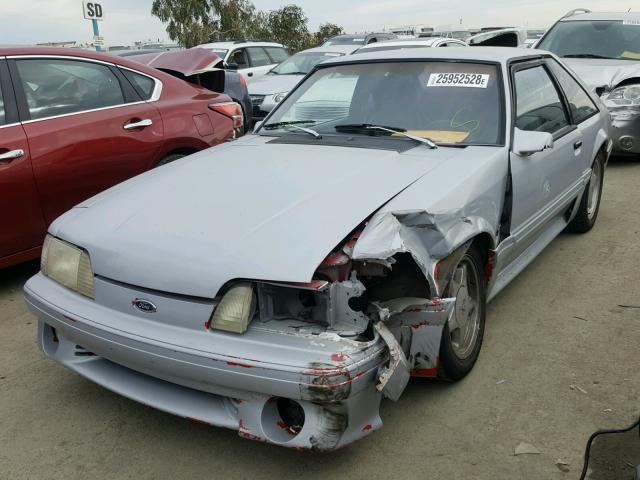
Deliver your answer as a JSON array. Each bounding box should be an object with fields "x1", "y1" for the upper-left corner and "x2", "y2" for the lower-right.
[
  {"x1": 619, "y1": 136, "x2": 634, "y2": 151},
  {"x1": 261, "y1": 397, "x2": 306, "y2": 443}
]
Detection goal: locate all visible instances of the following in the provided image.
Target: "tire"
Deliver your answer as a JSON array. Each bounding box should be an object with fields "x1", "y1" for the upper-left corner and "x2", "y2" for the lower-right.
[
  {"x1": 439, "y1": 245, "x2": 486, "y2": 381},
  {"x1": 566, "y1": 152, "x2": 605, "y2": 233},
  {"x1": 155, "y1": 153, "x2": 186, "y2": 168}
]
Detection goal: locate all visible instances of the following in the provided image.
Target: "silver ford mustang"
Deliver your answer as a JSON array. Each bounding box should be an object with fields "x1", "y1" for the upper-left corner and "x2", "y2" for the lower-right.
[{"x1": 25, "y1": 48, "x2": 611, "y2": 450}]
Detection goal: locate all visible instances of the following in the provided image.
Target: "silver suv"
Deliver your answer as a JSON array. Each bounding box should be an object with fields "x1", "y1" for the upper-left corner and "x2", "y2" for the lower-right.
[{"x1": 537, "y1": 9, "x2": 640, "y2": 156}]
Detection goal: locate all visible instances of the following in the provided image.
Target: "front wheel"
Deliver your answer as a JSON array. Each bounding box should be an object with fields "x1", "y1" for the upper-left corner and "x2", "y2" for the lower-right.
[
  {"x1": 439, "y1": 245, "x2": 487, "y2": 381},
  {"x1": 566, "y1": 152, "x2": 605, "y2": 233}
]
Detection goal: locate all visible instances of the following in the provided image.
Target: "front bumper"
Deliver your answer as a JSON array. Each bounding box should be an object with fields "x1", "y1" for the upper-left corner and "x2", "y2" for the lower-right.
[
  {"x1": 608, "y1": 109, "x2": 640, "y2": 155},
  {"x1": 25, "y1": 273, "x2": 387, "y2": 450}
]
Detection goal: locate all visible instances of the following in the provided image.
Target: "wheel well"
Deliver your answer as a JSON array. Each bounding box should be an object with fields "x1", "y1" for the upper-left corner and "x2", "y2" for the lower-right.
[{"x1": 471, "y1": 233, "x2": 494, "y2": 265}]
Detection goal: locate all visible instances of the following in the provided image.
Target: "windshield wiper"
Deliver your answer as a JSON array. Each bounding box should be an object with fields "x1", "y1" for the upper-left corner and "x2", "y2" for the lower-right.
[
  {"x1": 562, "y1": 54, "x2": 612, "y2": 59},
  {"x1": 334, "y1": 124, "x2": 437, "y2": 149},
  {"x1": 288, "y1": 125, "x2": 322, "y2": 139},
  {"x1": 262, "y1": 121, "x2": 322, "y2": 139},
  {"x1": 262, "y1": 120, "x2": 317, "y2": 130}
]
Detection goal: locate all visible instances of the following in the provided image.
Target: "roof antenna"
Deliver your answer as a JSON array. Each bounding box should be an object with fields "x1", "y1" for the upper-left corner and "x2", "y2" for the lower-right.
[{"x1": 629, "y1": 8, "x2": 632, "y2": 12}]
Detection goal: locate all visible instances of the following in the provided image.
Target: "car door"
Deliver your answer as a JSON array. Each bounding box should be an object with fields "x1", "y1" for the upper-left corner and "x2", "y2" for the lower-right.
[
  {"x1": 9, "y1": 56, "x2": 164, "y2": 225},
  {"x1": 508, "y1": 61, "x2": 584, "y2": 256},
  {"x1": 0, "y1": 59, "x2": 46, "y2": 263},
  {"x1": 246, "y1": 47, "x2": 275, "y2": 81}
]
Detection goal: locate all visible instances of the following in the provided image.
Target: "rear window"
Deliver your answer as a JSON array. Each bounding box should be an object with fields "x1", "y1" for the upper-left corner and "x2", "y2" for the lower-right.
[
  {"x1": 263, "y1": 61, "x2": 504, "y2": 146},
  {"x1": 121, "y1": 69, "x2": 156, "y2": 100}
]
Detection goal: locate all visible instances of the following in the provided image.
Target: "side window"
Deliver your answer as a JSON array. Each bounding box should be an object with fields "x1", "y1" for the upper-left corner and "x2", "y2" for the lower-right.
[
  {"x1": 247, "y1": 47, "x2": 272, "y2": 67},
  {"x1": 264, "y1": 47, "x2": 289, "y2": 63},
  {"x1": 547, "y1": 59, "x2": 598, "y2": 124},
  {"x1": 15, "y1": 59, "x2": 124, "y2": 120},
  {"x1": 229, "y1": 49, "x2": 249, "y2": 68},
  {"x1": 514, "y1": 65, "x2": 569, "y2": 134},
  {"x1": 121, "y1": 69, "x2": 156, "y2": 100}
]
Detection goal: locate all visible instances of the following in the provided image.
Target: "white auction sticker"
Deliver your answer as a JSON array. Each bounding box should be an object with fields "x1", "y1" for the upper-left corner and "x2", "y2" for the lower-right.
[
  {"x1": 427, "y1": 73, "x2": 490, "y2": 88},
  {"x1": 623, "y1": 19, "x2": 640, "y2": 26}
]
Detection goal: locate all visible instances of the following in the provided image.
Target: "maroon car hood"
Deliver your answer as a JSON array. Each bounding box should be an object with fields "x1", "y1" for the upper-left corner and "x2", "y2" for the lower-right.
[{"x1": 132, "y1": 48, "x2": 223, "y2": 77}]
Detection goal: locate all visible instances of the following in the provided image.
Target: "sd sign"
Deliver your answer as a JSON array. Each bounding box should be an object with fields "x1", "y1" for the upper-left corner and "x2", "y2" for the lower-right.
[{"x1": 82, "y1": 2, "x2": 104, "y2": 21}]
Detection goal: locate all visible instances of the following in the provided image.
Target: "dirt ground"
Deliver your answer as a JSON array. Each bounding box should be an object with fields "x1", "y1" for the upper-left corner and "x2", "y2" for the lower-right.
[{"x1": 1, "y1": 158, "x2": 639, "y2": 480}]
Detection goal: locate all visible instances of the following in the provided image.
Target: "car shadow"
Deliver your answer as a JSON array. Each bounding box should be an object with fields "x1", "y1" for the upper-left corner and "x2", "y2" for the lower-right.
[{"x1": 0, "y1": 259, "x2": 39, "y2": 291}]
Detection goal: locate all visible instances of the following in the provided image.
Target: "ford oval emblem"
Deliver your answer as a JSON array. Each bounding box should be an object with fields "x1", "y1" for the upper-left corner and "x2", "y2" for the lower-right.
[{"x1": 132, "y1": 298, "x2": 157, "y2": 313}]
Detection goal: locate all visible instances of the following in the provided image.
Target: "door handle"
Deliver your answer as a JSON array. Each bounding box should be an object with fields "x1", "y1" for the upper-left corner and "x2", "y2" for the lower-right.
[
  {"x1": 574, "y1": 140, "x2": 583, "y2": 150},
  {"x1": 0, "y1": 149, "x2": 24, "y2": 162},
  {"x1": 123, "y1": 119, "x2": 153, "y2": 130}
]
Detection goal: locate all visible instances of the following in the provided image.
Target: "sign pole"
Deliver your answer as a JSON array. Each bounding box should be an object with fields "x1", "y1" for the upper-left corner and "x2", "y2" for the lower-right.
[{"x1": 92, "y1": 18, "x2": 101, "y2": 52}]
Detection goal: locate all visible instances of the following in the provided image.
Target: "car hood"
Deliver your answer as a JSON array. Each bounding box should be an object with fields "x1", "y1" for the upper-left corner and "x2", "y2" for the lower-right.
[
  {"x1": 51, "y1": 137, "x2": 464, "y2": 298},
  {"x1": 563, "y1": 58, "x2": 640, "y2": 92},
  {"x1": 248, "y1": 74, "x2": 303, "y2": 96}
]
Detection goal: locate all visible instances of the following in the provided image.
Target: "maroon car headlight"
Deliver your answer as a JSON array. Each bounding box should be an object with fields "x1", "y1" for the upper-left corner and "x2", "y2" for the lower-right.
[{"x1": 41, "y1": 235, "x2": 95, "y2": 299}]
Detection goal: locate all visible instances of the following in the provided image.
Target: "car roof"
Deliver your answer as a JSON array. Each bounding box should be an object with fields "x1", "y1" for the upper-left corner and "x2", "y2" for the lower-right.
[
  {"x1": 357, "y1": 37, "x2": 462, "y2": 49},
  {"x1": 560, "y1": 11, "x2": 640, "y2": 22},
  {"x1": 299, "y1": 45, "x2": 361, "y2": 55},
  {"x1": 197, "y1": 41, "x2": 285, "y2": 49},
  {"x1": 319, "y1": 46, "x2": 545, "y2": 65}
]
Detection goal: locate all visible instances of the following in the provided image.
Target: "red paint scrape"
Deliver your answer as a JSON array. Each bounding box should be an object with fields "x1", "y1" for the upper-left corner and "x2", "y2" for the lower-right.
[
  {"x1": 277, "y1": 420, "x2": 297, "y2": 436},
  {"x1": 330, "y1": 353, "x2": 347, "y2": 362},
  {"x1": 362, "y1": 424, "x2": 373, "y2": 432},
  {"x1": 226, "y1": 362, "x2": 252, "y2": 368}
]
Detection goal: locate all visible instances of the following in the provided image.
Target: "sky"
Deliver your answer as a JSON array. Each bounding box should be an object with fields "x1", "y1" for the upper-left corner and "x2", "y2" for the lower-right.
[{"x1": 0, "y1": 0, "x2": 637, "y2": 46}]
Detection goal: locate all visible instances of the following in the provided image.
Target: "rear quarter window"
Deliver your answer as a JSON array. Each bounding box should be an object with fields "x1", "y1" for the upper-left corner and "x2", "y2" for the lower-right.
[{"x1": 121, "y1": 69, "x2": 156, "y2": 100}]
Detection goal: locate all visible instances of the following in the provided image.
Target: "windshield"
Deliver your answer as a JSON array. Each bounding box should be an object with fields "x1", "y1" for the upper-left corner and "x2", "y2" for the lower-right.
[
  {"x1": 261, "y1": 61, "x2": 503, "y2": 146},
  {"x1": 270, "y1": 52, "x2": 344, "y2": 75},
  {"x1": 538, "y1": 20, "x2": 640, "y2": 60},
  {"x1": 324, "y1": 37, "x2": 366, "y2": 46}
]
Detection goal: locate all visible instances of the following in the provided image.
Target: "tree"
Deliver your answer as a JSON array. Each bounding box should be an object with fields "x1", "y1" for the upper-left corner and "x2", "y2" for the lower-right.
[
  {"x1": 151, "y1": 0, "x2": 216, "y2": 48},
  {"x1": 210, "y1": 0, "x2": 269, "y2": 40},
  {"x1": 314, "y1": 23, "x2": 344, "y2": 45},
  {"x1": 267, "y1": 5, "x2": 313, "y2": 53}
]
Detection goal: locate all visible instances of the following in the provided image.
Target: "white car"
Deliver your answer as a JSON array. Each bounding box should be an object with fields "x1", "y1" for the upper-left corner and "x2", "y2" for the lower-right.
[
  {"x1": 353, "y1": 37, "x2": 468, "y2": 54},
  {"x1": 248, "y1": 45, "x2": 358, "y2": 121},
  {"x1": 196, "y1": 40, "x2": 289, "y2": 82}
]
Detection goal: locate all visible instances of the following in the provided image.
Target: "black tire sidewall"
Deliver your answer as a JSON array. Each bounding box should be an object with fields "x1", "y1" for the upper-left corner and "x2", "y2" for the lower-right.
[{"x1": 439, "y1": 245, "x2": 487, "y2": 381}]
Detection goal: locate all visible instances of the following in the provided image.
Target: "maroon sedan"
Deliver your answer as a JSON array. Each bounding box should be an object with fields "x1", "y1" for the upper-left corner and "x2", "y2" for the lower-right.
[{"x1": 0, "y1": 47, "x2": 242, "y2": 269}]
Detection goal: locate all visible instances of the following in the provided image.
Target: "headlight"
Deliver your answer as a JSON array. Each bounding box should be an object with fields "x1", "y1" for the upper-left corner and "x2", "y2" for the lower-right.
[
  {"x1": 208, "y1": 283, "x2": 256, "y2": 334},
  {"x1": 41, "y1": 235, "x2": 95, "y2": 299},
  {"x1": 604, "y1": 85, "x2": 640, "y2": 106},
  {"x1": 273, "y1": 92, "x2": 288, "y2": 103}
]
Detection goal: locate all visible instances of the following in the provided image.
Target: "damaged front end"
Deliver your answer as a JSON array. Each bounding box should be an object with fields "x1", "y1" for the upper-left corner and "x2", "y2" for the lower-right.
[
  {"x1": 228, "y1": 210, "x2": 480, "y2": 439},
  {"x1": 601, "y1": 83, "x2": 640, "y2": 154}
]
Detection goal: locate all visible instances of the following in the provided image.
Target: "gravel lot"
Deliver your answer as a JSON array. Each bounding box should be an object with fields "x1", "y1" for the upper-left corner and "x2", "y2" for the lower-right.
[{"x1": 1, "y1": 158, "x2": 639, "y2": 479}]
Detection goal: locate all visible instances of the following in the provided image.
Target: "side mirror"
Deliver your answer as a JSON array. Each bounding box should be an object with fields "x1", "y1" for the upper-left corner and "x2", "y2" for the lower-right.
[
  {"x1": 513, "y1": 128, "x2": 554, "y2": 156},
  {"x1": 226, "y1": 61, "x2": 239, "y2": 71},
  {"x1": 254, "y1": 120, "x2": 264, "y2": 132}
]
